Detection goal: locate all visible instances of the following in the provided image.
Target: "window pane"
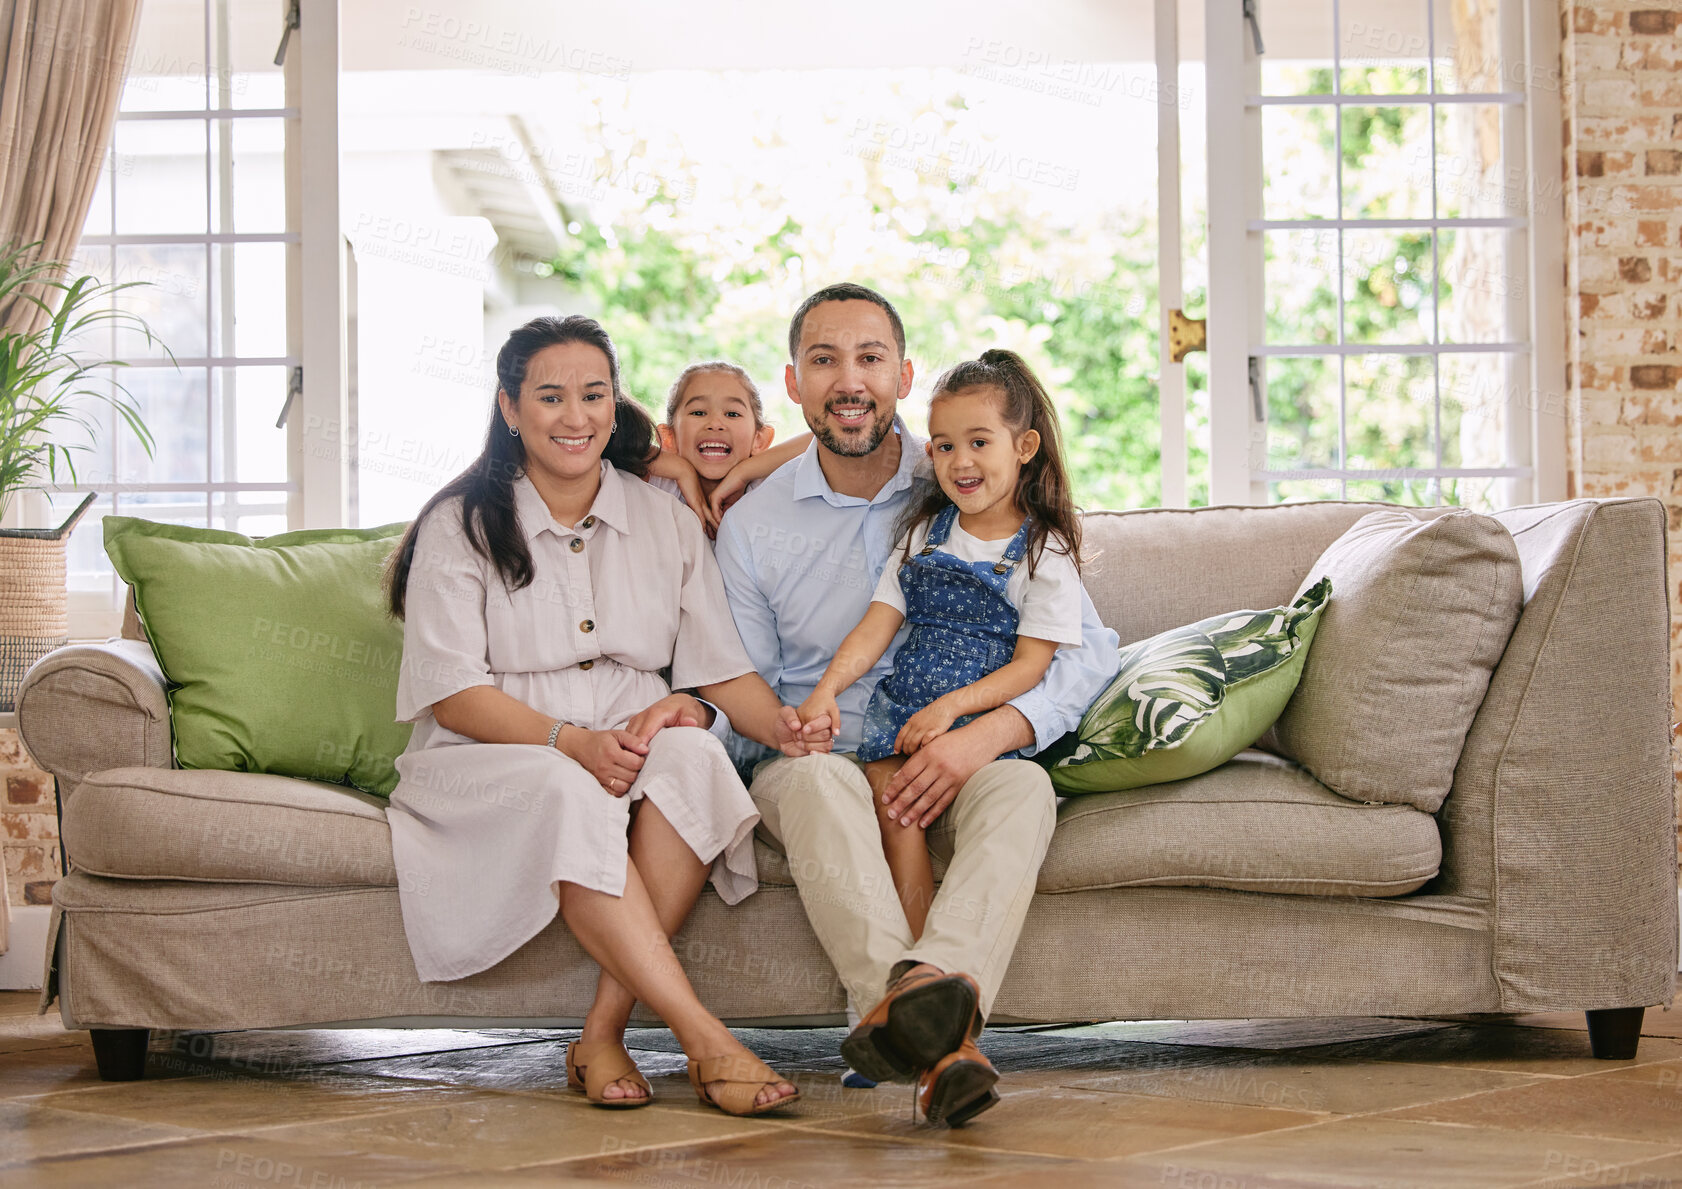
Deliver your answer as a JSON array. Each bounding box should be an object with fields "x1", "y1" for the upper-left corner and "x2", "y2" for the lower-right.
[
  {"x1": 49, "y1": 492, "x2": 118, "y2": 593},
  {"x1": 116, "y1": 368, "x2": 208, "y2": 485},
  {"x1": 1262, "y1": 4, "x2": 1334, "y2": 96},
  {"x1": 1264, "y1": 230, "x2": 1339, "y2": 345},
  {"x1": 1262, "y1": 105, "x2": 1336, "y2": 221},
  {"x1": 1434, "y1": 0, "x2": 1510, "y2": 95},
  {"x1": 210, "y1": 118, "x2": 287, "y2": 233},
  {"x1": 210, "y1": 1, "x2": 285, "y2": 109},
  {"x1": 1269, "y1": 479, "x2": 1343, "y2": 503},
  {"x1": 1265, "y1": 356, "x2": 1340, "y2": 471},
  {"x1": 1344, "y1": 353, "x2": 1436, "y2": 471},
  {"x1": 211, "y1": 493, "x2": 288, "y2": 538},
  {"x1": 1440, "y1": 352, "x2": 1518, "y2": 468},
  {"x1": 113, "y1": 120, "x2": 208, "y2": 234},
  {"x1": 211, "y1": 243, "x2": 288, "y2": 358},
  {"x1": 1435, "y1": 104, "x2": 1518, "y2": 218},
  {"x1": 1343, "y1": 228, "x2": 1434, "y2": 344},
  {"x1": 1345, "y1": 477, "x2": 1435, "y2": 504},
  {"x1": 211, "y1": 367, "x2": 289, "y2": 484},
  {"x1": 1339, "y1": 105, "x2": 1433, "y2": 219},
  {"x1": 1438, "y1": 227, "x2": 1523, "y2": 345},
  {"x1": 114, "y1": 243, "x2": 209, "y2": 359},
  {"x1": 116, "y1": 491, "x2": 211, "y2": 528},
  {"x1": 1338, "y1": 0, "x2": 1430, "y2": 95}
]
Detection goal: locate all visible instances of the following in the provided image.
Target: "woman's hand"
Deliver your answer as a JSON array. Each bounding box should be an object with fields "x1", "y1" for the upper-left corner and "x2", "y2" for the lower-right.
[
  {"x1": 895, "y1": 697, "x2": 958, "y2": 755},
  {"x1": 625, "y1": 693, "x2": 713, "y2": 747},
  {"x1": 558, "y1": 726, "x2": 649, "y2": 796}
]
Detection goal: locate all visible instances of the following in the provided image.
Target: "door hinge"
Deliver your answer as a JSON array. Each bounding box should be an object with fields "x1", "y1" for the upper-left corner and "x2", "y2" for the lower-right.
[
  {"x1": 273, "y1": 0, "x2": 301, "y2": 67},
  {"x1": 276, "y1": 365, "x2": 302, "y2": 428},
  {"x1": 1248, "y1": 355, "x2": 1266, "y2": 422},
  {"x1": 1242, "y1": 0, "x2": 1266, "y2": 55},
  {"x1": 1168, "y1": 309, "x2": 1207, "y2": 363}
]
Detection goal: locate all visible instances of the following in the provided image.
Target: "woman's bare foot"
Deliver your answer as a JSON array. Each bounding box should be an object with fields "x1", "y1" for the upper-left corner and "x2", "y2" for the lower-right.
[
  {"x1": 686, "y1": 1026, "x2": 797, "y2": 1109},
  {"x1": 578, "y1": 1015, "x2": 649, "y2": 1103}
]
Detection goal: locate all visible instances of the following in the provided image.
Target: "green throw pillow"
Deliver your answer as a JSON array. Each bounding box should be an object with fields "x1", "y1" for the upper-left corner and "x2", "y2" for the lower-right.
[
  {"x1": 1038, "y1": 578, "x2": 1330, "y2": 794},
  {"x1": 104, "y1": 516, "x2": 413, "y2": 795}
]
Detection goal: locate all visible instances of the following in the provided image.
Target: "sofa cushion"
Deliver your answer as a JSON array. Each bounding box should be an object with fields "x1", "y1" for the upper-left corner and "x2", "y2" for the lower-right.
[
  {"x1": 61, "y1": 767, "x2": 398, "y2": 887},
  {"x1": 1266, "y1": 508, "x2": 1523, "y2": 814},
  {"x1": 103, "y1": 516, "x2": 413, "y2": 796},
  {"x1": 1037, "y1": 750, "x2": 1441, "y2": 897},
  {"x1": 1037, "y1": 580, "x2": 1328, "y2": 794}
]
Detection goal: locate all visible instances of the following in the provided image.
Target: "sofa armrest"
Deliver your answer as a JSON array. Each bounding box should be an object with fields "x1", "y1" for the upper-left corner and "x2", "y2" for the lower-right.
[
  {"x1": 1452, "y1": 498, "x2": 1679, "y2": 1012},
  {"x1": 16, "y1": 639, "x2": 172, "y2": 798}
]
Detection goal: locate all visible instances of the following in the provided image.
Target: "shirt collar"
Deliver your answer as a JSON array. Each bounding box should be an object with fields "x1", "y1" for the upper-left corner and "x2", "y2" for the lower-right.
[
  {"x1": 790, "y1": 415, "x2": 925, "y2": 507},
  {"x1": 513, "y1": 461, "x2": 630, "y2": 541}
]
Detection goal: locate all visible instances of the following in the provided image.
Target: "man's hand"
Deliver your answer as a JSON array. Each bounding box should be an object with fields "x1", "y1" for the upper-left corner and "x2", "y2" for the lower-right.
[
  {"x1": 880, "y1": 721, "x2": 993, "y2": 827},
  {"x1": 624, "y1": 693, "x2": 711, "y2": 747},
  {"x1": 894, "y1": 697, "x2": 957, "y2": 756},
  {"x1": 559, "y1": 727, "x2": 649, "y2": 796}
]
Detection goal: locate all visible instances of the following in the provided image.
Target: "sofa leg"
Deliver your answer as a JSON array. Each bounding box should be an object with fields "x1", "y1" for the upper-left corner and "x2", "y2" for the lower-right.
[
  {"x1": 90, "y1": 1028, "x2": 150, "y2": 1081},
  {"x1": 1585, "y1": 1007, "x2": 1645, "y2": 1060}
]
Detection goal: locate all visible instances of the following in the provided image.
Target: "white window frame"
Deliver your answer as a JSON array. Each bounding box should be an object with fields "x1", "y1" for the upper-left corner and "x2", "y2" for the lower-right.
[
  {"x1": 1202, "y1": 0, "x2": 1566, "y2": 508},
  {"x1": 65, "y1": 0, "x2": 346, "y2": 638}
]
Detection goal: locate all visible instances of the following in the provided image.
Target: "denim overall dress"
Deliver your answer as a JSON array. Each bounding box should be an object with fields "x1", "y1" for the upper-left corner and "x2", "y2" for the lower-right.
[{"x1": 856, "y1": 504, "x2": 1031, "y2": 763}]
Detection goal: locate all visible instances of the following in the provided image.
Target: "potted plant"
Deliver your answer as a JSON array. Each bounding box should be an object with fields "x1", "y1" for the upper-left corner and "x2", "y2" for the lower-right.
[{"x1": 0, "y1": 240, "x2": 165, "y2": 711}]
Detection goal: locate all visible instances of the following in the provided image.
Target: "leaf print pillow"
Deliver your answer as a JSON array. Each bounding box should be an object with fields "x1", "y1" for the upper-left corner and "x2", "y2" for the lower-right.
[{"x1": 1037, "y1": 579, "x2": 1330, "y2": 794}]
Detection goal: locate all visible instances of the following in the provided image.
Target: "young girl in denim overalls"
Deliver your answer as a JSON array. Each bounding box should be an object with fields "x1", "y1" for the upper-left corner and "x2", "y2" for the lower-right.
[{"x1": 799, "y1": 349, "x2": 1086, "y2": 941}]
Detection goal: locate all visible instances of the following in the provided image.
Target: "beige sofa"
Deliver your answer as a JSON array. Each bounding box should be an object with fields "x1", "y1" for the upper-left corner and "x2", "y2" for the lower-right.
[{"x1": 17, "y1": 498, "x2": 1680, "y2": 1081}]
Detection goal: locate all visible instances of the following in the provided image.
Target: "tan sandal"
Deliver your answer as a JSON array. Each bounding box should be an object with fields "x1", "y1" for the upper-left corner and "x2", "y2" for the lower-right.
[
  {"x1": 686, "y1": 1053, "x2": 800, "y2": 1116},
  {"x1": 565, "y1": 1040, "x2": 652, "y2": 1108}
]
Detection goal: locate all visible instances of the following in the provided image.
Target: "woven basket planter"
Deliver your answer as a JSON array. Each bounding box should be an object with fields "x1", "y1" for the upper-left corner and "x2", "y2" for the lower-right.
[{"x1": 0, "y1": 493, "x2": 95, "y2": 713}]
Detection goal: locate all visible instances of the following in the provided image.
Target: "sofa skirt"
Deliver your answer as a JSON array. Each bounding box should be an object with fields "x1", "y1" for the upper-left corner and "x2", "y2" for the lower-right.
[{"x1": 42, "y1": 872, "x2": 1506, "y2": 1032}]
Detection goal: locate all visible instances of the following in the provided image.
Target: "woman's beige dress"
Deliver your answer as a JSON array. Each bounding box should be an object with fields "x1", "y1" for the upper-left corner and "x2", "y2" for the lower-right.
[{"x1": 388, "y1": 463, "x2": 761, "y2": 982}]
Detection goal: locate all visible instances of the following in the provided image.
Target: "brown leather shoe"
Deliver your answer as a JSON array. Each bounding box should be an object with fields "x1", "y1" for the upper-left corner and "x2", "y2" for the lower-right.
[
  {"x1": 840, "y1": 969, "x2": 980, "y2": 1084},
  {"x1": 918, "y1": 1037, "x2": 999, "y2": 1127}
]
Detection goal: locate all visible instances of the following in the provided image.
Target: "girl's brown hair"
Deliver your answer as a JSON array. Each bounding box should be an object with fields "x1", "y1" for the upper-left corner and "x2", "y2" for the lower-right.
[{"x1": 898, "y1": 348, "x2": 1081, "y2": 577}]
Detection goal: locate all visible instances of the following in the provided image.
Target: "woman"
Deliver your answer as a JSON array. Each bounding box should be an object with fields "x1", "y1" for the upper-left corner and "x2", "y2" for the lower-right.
[{"x1": 385, "y1": 315, "x2": 820, "y2": 1115}]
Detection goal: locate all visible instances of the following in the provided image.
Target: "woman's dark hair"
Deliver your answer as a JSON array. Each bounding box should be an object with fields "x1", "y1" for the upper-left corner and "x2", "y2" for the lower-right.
[
  {"x1": 386, "y1": 314, "x2": 656, "y2": 618},
  {"x1": 896, "y1": 348, "x2": 1082, "y2": 577}
]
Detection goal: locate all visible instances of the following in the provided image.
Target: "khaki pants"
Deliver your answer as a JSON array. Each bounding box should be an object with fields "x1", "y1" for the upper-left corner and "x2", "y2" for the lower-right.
[{"x1": 749, "y1": 752, "x2": 1056, "y2": 1019}]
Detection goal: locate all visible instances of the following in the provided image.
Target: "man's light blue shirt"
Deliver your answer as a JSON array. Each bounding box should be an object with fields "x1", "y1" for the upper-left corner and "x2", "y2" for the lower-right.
[{"x1": 712, "y1": 417, "x2": 1121, "y2": 768}]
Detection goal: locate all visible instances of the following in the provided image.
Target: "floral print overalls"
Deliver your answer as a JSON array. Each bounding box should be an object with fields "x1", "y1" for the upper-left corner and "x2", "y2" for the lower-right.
[{"x1": 856, "y1": 504, "x2": 1031, "y2": 763}]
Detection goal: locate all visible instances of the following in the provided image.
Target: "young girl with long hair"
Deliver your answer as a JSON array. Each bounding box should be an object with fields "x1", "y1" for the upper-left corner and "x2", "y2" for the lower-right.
[{"x1": 797, "y1": 348, "x2": 1086, "y2": 940}]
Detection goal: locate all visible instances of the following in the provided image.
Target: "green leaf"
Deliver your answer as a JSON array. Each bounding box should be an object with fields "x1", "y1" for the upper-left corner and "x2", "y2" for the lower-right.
[{"x1": 1076, "y1": 625, "x2": 1227, "y2": 759}]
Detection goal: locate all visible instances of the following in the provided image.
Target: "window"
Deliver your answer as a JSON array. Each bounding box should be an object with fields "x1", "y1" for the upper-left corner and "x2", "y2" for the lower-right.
[
  {"x1": 1200, "y1": 0, "x2": 1565, "y2": 509},
  {"x1": 57, "y1": 0, "x2": 301, "y2": 636}
]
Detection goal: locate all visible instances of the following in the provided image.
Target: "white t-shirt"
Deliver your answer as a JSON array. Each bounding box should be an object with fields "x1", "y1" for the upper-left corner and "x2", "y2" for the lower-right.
[{"x1": 871, "y1": 518, "x2": 1084, "y2": 647}]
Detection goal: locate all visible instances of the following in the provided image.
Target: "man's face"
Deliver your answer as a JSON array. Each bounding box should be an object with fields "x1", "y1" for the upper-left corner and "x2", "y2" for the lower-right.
[{"x1": 784, "y1": 300, "x2": 913, "y2": 457}]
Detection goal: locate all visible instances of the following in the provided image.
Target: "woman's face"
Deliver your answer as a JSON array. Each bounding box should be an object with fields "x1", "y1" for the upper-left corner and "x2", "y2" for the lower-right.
[{"x1": 498, "y1": 341, "x2": 618, "y2": 486}]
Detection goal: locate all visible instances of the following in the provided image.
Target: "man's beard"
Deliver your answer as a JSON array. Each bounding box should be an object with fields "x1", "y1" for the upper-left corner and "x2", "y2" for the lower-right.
[{"x1": 811, "y1": 401, "x2": 895, "y2": 457}]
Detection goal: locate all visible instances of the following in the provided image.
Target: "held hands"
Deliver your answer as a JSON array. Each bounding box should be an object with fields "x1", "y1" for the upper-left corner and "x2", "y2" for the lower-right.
[
  {"x1": 786, "y1": 691, "x2": 842, "y2": 758},
  {"x1": 894, "y1": 696, "x2": 958, "y2": 756},
  {"x1": 775, "y1": 701, "x2": 835, "y2": 758}
]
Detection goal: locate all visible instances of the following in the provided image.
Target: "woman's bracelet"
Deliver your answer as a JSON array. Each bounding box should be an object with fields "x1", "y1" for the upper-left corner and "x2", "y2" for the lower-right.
[{"x1": 546, "y1": 720, "x2": 569, "y2": 750}]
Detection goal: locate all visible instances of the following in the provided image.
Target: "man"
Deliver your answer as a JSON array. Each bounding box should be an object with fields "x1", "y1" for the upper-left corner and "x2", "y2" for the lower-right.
[{"x1": 713, "y1": 282, "x2": 1120, "y2": 1125}]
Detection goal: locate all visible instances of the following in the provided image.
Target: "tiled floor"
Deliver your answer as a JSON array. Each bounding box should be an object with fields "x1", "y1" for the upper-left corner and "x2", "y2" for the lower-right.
[{"x1": 3, "y1": 991, "x2": 1681, "y2": 1188}]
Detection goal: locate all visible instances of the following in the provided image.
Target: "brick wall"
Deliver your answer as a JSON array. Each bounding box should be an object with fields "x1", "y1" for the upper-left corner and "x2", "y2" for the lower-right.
[
  {"x1": 2, "y1": 728, "x2": 61, "y2": 909},
  {"x1": 1559, "y1": 3, "x2": 1682, "y2": 854}
]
